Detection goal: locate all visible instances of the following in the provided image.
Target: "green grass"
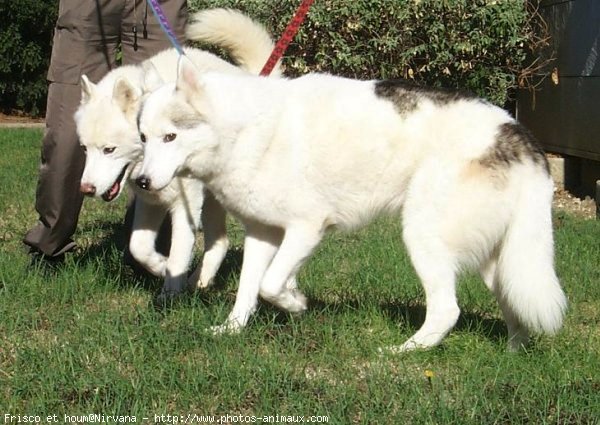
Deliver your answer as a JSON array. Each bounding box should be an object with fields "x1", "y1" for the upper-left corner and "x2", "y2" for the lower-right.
[{"x1": 1, "y1": 128, "x2": 599, "y2": 423}]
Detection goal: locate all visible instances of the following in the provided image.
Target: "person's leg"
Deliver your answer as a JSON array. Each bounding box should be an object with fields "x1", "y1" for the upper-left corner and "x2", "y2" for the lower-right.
[
  {"x1": 23, "y1": 0, "x2": 121, "y2": 258},
  {"x1": 24, "y1": 83, "x2": 86, "y2": 257}
]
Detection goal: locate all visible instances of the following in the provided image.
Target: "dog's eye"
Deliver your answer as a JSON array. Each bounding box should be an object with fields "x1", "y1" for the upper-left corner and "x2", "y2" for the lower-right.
[
  {"x1": 140, "y1": 133, "x2": 146, "y2": 143},
  {"x1": 164, "y1": 133, "x2": 177, "y2": 143},
  {"x1": 103, "y1": 147, "x2": 116, "y2": 155}
]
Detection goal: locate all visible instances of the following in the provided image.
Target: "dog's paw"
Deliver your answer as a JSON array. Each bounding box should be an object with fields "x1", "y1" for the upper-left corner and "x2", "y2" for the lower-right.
[
  {"x1": 287, "y1": 289, "x2": 308, "y2": 313},
  {"x1": 209, "y1": 320, "x2": 243, "y2": 336},
  {"x1": 187, "y1": 267, "x2": 217, "y2": 290},
  {"x1": 196, "y1": 276, "x2": 215, "y2": 290},
  {"x1": 142, "y1": 256, "x2": 168, "y2": 277},
  {"x1": 262, "y1": 288, "x2": 308, "y2": 313},
  {"x1": 378, "y1": 336, "x2": 435, "y2": 355},
  {"x1": 377, "y1": 344, "x2": 412, "y2": 355}
]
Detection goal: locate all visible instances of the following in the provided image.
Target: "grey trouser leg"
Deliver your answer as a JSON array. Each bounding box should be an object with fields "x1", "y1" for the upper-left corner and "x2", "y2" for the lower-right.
[
  {"x1": 24, "y1": 0, "x2": 187, "y2": 258},
  {"x1": 23, "y1": 83, "x2": 87, "y2": 257}
]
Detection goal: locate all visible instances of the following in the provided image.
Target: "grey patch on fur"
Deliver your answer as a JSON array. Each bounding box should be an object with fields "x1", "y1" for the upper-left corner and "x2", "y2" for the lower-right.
[
  {"x1": 168, "y1": 100, "x2": 204, "y2": 130},
  {"x1": 480, "y1": 123, "x2": 549, "y2": 174},
  {"x1": 136, "y1": 98, "x2": 203, "y2": 132},
  {"x1": 374, "y1": 79, "x2": 480, "y2": 115},
  {"x1": 171, "y1": 114, "x2": 204, "y2": 129},
  {"x1": 136, "y1": 103, "x2": 144, "y2": 132}
]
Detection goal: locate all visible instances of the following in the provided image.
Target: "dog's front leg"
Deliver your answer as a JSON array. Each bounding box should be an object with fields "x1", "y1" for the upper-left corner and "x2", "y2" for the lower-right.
[
  {"x1": 259, "y1": 224, "x2": 323, "y2": 313},
  {"x1": 211, "y1": 223, "x2": 282, "y2": 334},
  {"x1": 129, "y1": 199, "x2": 168, "y2": 277},
  {"x1": 162, "y1": 198, "x2": 202, "y2": 296},
  {"x1": 189, "y1": 190, "x2": 229, "y2": 289}
]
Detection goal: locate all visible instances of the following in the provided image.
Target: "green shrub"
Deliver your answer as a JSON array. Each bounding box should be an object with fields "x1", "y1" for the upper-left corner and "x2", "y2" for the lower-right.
[
  {"x1": 0, "y1": 0, "x2": 547, "y2": 115},
  {"x1": 190, "y1": 0, "x2": 549, "y2": 106},
  {"x1": 0, "y1": 1, "x2": 57, "y2": 117}
]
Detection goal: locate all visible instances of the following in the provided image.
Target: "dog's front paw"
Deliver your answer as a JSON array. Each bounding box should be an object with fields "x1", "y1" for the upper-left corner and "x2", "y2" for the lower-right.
[
  {"x1": 287, "y1": 289, "x2": 308, "y2": 313},
  {"x1": 378, "y1": 336, "x2": 433, "y2": 355},
  {"x1": 141, "y1": 255, "x2": 168, "y2": 277},
  {"x1": 209, "y1": 320, "x2": 243, "y2": 336},
  {"x1": 187, "y1": 266, "x2": 217, "y2": 290},
  {"x1": 195, "y1": 276, "x2": 215, "y2": 290},
  {"x1": 377, "y1": 344, "x2": 413, "y2": 355},
  {"x1": 263, "y1": 289, "x2": 308, "y2": 313}
]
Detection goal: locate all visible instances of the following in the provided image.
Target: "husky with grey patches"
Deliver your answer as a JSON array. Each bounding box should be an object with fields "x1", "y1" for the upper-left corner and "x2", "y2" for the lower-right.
[
  {"x1": 74, "y1": 9, "x2": 281, "y2": 296},
  {"x1": 135, "y1": 60, "x2": 567, "y2": 352}
]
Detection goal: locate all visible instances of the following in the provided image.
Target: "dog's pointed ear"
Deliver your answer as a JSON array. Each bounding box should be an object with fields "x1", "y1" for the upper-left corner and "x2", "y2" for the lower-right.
[
  {"x1": 80, "y1": 75, "x2": 96, "y2": 104},
  {"x1": 176, "y1": 56, "x2": 203, "y2": 97},
  {"x1": 142, "y1": 61, "x2": 165, "y2": 93},
  {"x1": 112, "y1": 77, "x2": 140, "y2": 114}
]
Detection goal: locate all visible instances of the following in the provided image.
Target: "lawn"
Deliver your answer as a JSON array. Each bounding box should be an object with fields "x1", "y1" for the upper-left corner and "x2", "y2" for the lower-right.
[{"x1": 1, "y1": 128, "x2": 599, "y2": 423}]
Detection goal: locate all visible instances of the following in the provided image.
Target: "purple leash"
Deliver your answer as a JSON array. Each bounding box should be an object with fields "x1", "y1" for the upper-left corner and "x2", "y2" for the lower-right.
[{"x1": 145, "y1": 0, "x2": 185, "y2": 55}]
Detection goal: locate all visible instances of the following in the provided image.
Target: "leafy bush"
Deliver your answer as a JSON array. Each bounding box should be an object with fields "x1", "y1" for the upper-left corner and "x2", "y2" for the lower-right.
[
  {"x1": 0, "y1": 1, "x2": 57, "y2": 116},
  {"x1": 190, "y1": 0, "x2": 549, "y2": 106},
  {"x1": 0, "y1": 0, "x2": 548, "y2": 115}
]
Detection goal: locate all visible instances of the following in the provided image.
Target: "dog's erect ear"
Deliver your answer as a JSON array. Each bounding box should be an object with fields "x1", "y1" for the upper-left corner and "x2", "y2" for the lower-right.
[
  {"x1": 80, "y1": 75, "x2": 96, "y2": 104},
  {"x1": 176, "y1": 56, "x2": 204, "y2": 97},
  {"x1": 112, "y1": 77, "x2": 140, "y2": 114},
  {"x1": 142, "y1": 61, "x2": 165, "y2": 93}
]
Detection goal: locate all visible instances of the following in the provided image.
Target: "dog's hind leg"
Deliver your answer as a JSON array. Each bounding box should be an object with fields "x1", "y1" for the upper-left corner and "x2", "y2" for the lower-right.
[
  {"x1": 386, "y1": 165, "x2": 461, "y2": 353},
  {"x1": 259, "y1": 224, "x2": 323, "y2": 313},
  {"x1": 395, "y1": 232, "x2": 460, "y2": 352},
  {"x1": 189, "y1": 191, "x2": 229, "y2": 289},
  {"x1": 129, "y1": 199, "x2": 168, "y2": 277},
  {"x1": 211, "y1": 223, "x2": 282, "y2": 334}
]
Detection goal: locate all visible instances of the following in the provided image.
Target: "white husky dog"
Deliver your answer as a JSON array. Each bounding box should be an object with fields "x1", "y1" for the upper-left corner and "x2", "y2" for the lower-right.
[
  {"x1": 74, "y1": 9, "x2": 281, "y2": 296},
  {"x1": 135, "y1": 60, "x2": 567, "y2": 351}
]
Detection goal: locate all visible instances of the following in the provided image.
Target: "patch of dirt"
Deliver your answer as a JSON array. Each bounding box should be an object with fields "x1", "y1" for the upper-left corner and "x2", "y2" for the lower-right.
[
  {"x1": 553, "y1": 188, "x2": 597, "y2": 219},
  {"x1": 0, "y1": 112, "x2": 44, "y2": 124}
]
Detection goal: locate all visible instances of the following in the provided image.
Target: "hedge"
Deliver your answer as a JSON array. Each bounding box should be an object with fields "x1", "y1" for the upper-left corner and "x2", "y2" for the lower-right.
[
  {"x1": 0, "y1": 0, "x2": 548, "y2": 116},
  {"x1": 0, "y1": 1, "x2": 57, "y2": 116},
  {"x1": 190, "y1": 0, "x2": 550, "y2": 107}
]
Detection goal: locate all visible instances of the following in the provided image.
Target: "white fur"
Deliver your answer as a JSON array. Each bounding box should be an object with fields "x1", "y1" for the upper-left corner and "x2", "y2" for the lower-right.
[
  {"x1": 74, "y1": 9, "x2": 280, "y2": 296},
  {"x1": 186, "y1": 8, "x2": 279, "y2": 73},
  {"x1": 137, "y1": 63, "x2": 567, "y2": 351}
]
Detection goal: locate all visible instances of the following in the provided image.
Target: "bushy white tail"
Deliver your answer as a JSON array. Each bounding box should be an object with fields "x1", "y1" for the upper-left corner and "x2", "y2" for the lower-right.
[
  {"x1": 186, "y1": 8, "x2": 281, "y2": 76},
  {"x1": 496, "y1": 174, "x2": 567, "y2": 335}
]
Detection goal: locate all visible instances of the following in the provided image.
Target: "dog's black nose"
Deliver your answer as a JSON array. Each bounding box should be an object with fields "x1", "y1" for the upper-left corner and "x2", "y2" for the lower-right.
[{"x1": 135, "y1": 176, "x2": 151, "y2": 190}]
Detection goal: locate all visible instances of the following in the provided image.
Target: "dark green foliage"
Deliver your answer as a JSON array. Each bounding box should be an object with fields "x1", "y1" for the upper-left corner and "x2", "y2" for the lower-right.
[
  {"x1": 191, "y1": 0, "x2": 549, "y2": 106},
  {"x1": 0, "y1": 0, "x2": 57, "y2": 117},
  {"x1": 1, "y1": 1, "x2": 548, "y2": 115}
]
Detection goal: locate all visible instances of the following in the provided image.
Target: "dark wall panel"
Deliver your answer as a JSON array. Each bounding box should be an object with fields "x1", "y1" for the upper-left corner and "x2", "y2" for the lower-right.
[
  {"x1": 518, "y1": 77, "x2": 600, "y2": 161},
  {"x1": 517, "y1": 0, "x2": 600, "y2": 160}
]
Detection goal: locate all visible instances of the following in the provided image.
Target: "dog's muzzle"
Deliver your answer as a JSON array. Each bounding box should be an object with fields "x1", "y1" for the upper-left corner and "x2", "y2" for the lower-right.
[
  {"x1": 80, "y1": 182, "x2": 96, "y2": 196},
  {"x1": 135, "y1": 176, "x2": 151, "y2": 190}
]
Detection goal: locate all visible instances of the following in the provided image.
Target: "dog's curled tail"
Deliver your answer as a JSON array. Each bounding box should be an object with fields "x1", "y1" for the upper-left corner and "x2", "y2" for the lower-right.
[
  {"x1": 497, "y1": 172, "x2": 567, "y2": 336},
  {"x1": 186, "y1": 8, "x2": 281, "y2": 76}
]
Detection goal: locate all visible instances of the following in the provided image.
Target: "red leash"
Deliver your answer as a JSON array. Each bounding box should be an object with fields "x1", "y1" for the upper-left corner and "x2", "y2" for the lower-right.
[{"x1": 259, "y1": 0, "x2": 316, "y2": 76}]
